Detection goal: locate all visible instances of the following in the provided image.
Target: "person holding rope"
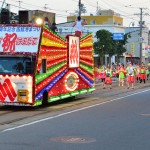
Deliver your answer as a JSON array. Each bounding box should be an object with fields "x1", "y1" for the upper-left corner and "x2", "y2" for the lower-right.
[{"x1": 72, "y1": 16, "x2": 87, "y2": 37}]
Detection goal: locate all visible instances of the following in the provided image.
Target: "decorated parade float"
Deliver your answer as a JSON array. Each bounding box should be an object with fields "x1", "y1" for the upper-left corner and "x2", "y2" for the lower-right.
[{"x1": 0, "y1": 25, "x2": 95, "y2": 106}]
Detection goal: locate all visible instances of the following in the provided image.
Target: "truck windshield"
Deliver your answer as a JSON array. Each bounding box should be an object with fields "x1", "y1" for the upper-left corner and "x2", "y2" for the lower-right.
[{"x1": 0, "y1": 56, "x2": 36, "y2": 74}]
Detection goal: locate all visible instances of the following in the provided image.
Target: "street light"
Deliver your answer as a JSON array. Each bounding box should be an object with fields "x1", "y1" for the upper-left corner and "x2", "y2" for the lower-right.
[{"x1": 35, "y1": 18, "x2": 43, "y2": 26}]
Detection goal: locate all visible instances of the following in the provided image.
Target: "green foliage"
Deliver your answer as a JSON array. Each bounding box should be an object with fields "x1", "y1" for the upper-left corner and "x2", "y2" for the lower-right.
[
  {"x1": 94, "y1": 30, "x2": 131, "y2": 61},
  {"x1": 94, "y1": 30, "x2": 113, "y2": 55}
]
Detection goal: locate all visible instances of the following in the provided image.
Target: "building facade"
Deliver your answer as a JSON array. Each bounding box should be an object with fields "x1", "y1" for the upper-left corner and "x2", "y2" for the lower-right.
[{"x1": 125, "y1": 27, "x2": 150, "y2": 64}]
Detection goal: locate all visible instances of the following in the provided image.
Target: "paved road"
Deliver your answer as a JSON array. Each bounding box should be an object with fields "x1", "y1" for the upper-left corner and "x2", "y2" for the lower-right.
[{"x1": 0, "y1": 88, "x2": 150, "y2": 150}]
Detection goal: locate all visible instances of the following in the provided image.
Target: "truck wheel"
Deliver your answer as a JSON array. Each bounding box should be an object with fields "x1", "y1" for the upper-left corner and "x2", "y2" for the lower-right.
[{"x1": 42, "y1": 91, "x2": 48, "y2": 106}]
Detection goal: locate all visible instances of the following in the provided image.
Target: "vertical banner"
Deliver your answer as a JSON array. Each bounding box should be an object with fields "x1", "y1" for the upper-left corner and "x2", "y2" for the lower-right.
[
  {"x1": 131, "y1": 42, "x2": 134, "y2": 55},
  {"x1": 69, "y1": 36, "x2": 80, "y2": 68}
]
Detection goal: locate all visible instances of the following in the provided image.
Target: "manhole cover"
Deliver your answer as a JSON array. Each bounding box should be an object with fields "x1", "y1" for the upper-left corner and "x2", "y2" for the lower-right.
[{"x1": 50, "y1": 136, "x2": 96, "y2": 144}]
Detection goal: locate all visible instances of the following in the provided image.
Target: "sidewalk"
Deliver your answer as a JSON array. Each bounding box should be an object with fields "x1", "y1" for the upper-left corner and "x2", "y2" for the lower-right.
[
  {"x1": 77, "y1": 77, "x2": 150, "y2": 101},
  {"x1": 94, "y1": 75, "x2": 150, "y2": 87}
]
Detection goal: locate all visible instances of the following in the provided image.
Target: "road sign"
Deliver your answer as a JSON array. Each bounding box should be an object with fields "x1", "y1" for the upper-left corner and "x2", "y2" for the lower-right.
[{"x1": 113, "y1": 33, "x2": 124, "y2": 40}]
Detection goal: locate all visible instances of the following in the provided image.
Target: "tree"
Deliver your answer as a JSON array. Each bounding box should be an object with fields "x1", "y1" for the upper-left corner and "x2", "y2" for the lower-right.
[
  {"x1": 94, "y1": 30, "x2": 131, "y2": 66},
  {"x1": 94, "y1": 30, "x2": 114, "y2": 66}
]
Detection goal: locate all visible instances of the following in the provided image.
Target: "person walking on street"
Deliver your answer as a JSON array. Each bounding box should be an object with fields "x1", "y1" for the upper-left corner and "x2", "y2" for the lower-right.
[
  {"x1": 104, "y1": 66, "x2": 113, "y2": 89},
  {"x1": 118, "y1": 64, "x2": 126, "y2": 87},
  {"x1": 99, "y1": 65, "x2": 106, "y2": 89},
  {"x1": 140, "y1": 64, "x2": 146, "y2": 83},
  {"x1": 72, "y1": 16, "x2": 87, "y2": 37},
  {"x1": 146, "y1": 67, "x2": 149, "y2": 80},
  {"x1": 135, "y1": 64, "x2": 141, "y2": 83},
  {"x1": 126, "y1": 62, "x2": 135, "y2": 89}
]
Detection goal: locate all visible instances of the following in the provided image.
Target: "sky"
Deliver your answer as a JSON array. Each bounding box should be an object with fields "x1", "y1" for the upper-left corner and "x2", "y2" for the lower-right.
[{"x1": 1, "y1": 0, "x2": 150, "y2": 28}]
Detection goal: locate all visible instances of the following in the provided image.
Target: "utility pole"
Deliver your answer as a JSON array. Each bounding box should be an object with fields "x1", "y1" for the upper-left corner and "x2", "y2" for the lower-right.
[
  {"x1": 134, "y1": 8, "x2": 145, "y2": 64},
  {"x1": 79, "y1": 0, "x2": 81, "y2": 16},
  {"x1": 16, "y1": 0, "x2": 22, "y2": 10},
  {"x1": 134, "y1": 8, "x2": 149, "y2": 64},
  {"x1": 139, "y1": 8, "x2": 143, "y2": 64},
  {"x1": 96, "y1": 1, "x2": 99, "y2": 12}
]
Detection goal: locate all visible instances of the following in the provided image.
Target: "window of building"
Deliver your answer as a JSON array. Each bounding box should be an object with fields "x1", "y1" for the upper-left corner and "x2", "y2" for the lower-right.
[{"x1": 90, "y1": 20, "x2": 96, "y2": 25}]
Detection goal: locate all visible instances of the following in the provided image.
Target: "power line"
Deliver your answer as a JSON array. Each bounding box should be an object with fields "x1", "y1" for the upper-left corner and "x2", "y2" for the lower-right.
[
  {"x1": 134, "y1": 8, "x2": 149, "y2": 64},
  {"x1": 16, "y1": 0, "x2": 22, "y2": 10}
]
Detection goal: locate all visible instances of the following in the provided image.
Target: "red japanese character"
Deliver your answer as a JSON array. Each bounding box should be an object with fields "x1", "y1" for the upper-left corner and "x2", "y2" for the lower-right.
[{"x1": 2, "y1": 33, "x2": 17, "y2": 52}]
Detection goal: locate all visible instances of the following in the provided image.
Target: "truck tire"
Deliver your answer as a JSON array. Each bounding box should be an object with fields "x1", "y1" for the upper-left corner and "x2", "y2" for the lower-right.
[{"x1": 42, "y1": 91, "x2": 48, "y2": 106}]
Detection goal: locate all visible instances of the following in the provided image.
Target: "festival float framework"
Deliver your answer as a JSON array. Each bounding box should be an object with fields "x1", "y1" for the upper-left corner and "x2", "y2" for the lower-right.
[{"x1": 0, "y1": 24, "x2": 95, "y2": 106}]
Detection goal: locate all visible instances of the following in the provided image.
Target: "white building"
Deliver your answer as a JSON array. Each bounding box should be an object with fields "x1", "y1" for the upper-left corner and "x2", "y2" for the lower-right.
[{"x1": 125, "y1": 27, "x2": 149, "y2": 64}]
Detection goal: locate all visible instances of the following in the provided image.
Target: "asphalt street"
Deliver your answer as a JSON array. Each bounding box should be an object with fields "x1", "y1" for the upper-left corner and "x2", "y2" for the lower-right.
[{"x1": 0, "y1": 88, "x2": 150, "y2": 150}]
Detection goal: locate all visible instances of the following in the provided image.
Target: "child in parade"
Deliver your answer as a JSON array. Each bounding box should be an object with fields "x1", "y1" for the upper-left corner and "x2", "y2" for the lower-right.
[
  {"x1": 126, "y1": 62, "x2": 135, "y2": 89},
  {"x1": 99, "y1": 65, "x2": 106, "y2": 89},
  {"x1": 140, "y1": 64, "x2": 146, "y2": 83},
  {"x1": 118, "y1": 64, "x2": 126, "y2": 86},
  {"x1": 105, "y1": 66, "x2": 113, "y2": 89}
]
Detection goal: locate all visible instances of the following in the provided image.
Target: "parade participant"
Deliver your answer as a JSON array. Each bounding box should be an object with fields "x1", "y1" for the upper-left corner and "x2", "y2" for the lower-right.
[
  {"x1": 94, "y1": 66, "x2": 99, "y2": 82},
  {"x1": 135, "y1": 65, "x2": 141, "y2": 83},
  {"x1": 104, "y1": 66, "x2": 113, "y2": 89},
  {"x1": 50, "y1": 22, "x2": 58, "y2": 32},
  {"x1": 148, "y1": 62, "x2": 150, "y2": 74},
  {"x1": 44, "y1": 17, "x2": 51, "y2": 28},
  {"x1": 140, "y1": 64, "x2": 146, "y2": 83},
  {"x1": 126, "y1": 62, "x2": 135, "y2": 89},
  {"x1": 72, "y1": 16, "x2": 87, "y2": 37},
  {"x1": 99, "y1": 65, "x2": 106, "y2": 89},
  {"x1": 118, "y1": 64, "x2": 126, "y2": 86},
  {"x1": 145, "y1": 67, "x2": 149, "y2": 80}
]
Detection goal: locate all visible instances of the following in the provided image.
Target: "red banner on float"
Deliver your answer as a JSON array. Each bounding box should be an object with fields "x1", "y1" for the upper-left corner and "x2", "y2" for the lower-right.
[{"x1": 69, "y1": 36, "x2": 80, "y2": 68}]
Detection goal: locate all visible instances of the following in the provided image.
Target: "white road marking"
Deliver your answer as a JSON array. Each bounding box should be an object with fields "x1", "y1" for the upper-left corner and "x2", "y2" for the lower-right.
[{"x1": 2, "y1": 88, "x2": 150, "y2": 133}]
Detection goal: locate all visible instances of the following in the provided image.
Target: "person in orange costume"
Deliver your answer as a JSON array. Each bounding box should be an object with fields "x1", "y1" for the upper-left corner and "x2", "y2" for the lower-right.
[
  {"x1": 99, "y1": 66, "x2": 106, "y2": 89},
  {"x1": 140, "y1": 64, "x2": 146, "y2": 84},
  {"x1": 126, "y1": 62, "x2": 135, "y2": 89},
  {"x1": 104, "y1": 66, "x2": 113, "y2": 89},
  {"x1": 135, "y1": 65, "x2": 141, "y2": 83}
]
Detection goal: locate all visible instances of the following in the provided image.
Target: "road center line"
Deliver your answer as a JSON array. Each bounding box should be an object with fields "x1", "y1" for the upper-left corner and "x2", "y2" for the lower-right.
[{"x1": 2, "y1": 88, "x2": 150, "y2": 133}]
